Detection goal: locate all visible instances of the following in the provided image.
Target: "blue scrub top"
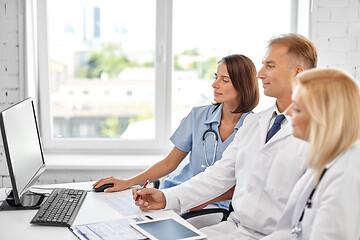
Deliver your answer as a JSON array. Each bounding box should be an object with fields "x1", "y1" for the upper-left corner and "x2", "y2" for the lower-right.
[{"x1": 161, "y1": 104, "x2": 251, "y2": 209}]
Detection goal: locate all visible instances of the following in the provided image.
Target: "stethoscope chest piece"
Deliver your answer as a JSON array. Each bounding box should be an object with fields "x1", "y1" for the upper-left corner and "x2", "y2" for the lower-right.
[
  {"x1": 291, "y1": 168, "x2": 328, "y2": 239},
  {"x1": 291, "y1": 223, "x2": 302, "y2": 238}
]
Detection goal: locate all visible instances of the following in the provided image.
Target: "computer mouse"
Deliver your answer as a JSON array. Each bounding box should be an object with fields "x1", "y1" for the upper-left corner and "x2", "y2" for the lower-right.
[{"x1": 93, "y1": 183, "x2": 114, "y2": 192}]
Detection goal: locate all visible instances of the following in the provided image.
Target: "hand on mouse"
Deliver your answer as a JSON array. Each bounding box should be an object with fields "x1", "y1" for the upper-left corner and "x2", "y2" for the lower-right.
[{"x1": 93, "y1": 176, "x2": 132, "y2": 192}]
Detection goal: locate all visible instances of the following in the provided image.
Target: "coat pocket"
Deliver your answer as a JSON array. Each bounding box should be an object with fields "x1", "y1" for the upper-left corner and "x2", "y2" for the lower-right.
[{"x1": 265, "y1": 149, "x2": 306, "y2": 196}]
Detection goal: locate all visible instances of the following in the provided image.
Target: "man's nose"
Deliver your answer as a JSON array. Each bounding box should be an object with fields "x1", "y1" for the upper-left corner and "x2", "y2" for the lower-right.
[{"x1": 257, "y1": 67, "x2": 265, "y2": 79}]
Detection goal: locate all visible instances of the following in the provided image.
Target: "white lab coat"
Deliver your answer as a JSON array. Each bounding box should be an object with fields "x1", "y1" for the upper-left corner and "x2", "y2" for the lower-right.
[
  {"x1": 262, "y1": 141, "x2": 360, "y2": 240},
  {"x1": 163, "y1": 105, "x2": 308, "y2": 239}
]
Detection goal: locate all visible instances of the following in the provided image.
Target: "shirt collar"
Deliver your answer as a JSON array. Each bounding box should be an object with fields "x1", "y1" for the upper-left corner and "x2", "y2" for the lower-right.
[
  {"x1": 204, "y1": 104, "x2": 222, "y2": 125},
  {"x1": 272, "y1": 104, "x2": 290, "y2": 122},
  {"x1": 204, "y1": 104, "x2": 252, "y2": 131},
  {"x1": 234, "y1": 111, "x2": 251, "y2": 130}
]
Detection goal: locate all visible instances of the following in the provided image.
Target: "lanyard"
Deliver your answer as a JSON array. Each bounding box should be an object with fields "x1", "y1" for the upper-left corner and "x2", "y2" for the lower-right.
[{"x1": 292, "y1": 168, "x2": 328, "y2": 238}]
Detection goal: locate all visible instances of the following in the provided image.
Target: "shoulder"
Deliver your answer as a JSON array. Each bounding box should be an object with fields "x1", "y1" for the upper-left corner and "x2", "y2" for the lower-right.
[
  {"x1": 188, "y1": 105, "x2": 218, "y2": 117},
  {"x1": 191, "y1": 104, "x2": 217, "y2": 113},
  {"x1": 322, "y1": 142, "x2": 360, "y2": 191},
  {"x1": 255, "y1": 106, "x2": 275, "y2": 117},
  {"x1": 241, "y1": 106, "x2": 274, "y2": 125},
  {"x1": 331, "y1": 142, "x2": 360, "y2": 176},
  {"x1": 177, "y1": 105, "x2": 218, "y2": 127}
]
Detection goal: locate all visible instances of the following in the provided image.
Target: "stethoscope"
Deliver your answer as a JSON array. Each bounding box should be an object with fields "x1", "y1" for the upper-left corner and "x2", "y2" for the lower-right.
[
  {"x1": 201, "y1": 122, "x2": 218, "y2": 168},
  {"x1": 291, "y1": 168, "x2": 328, "y2": 238},
  {"x1": 201, "y1": 105, "x2": 222, "y2": 168}
]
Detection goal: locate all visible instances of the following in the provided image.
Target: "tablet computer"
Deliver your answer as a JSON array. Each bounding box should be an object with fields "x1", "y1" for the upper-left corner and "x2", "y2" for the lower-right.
[{"x1": 130, "y1": 217, "x2": 207, "y2": 240}]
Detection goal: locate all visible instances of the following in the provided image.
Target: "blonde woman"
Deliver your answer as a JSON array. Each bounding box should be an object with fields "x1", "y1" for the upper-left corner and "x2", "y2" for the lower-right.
[{"x1": 264, "y1": 68, "x2": 360, "y2": 239}]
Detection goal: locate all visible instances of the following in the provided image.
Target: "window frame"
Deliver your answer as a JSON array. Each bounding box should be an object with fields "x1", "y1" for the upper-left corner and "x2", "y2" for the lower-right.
[
  {"x1": 35, "y1": 0, "x2": 173, "y2": 153},
  {"x1": 28, "y1": 0, "x2": 305, "y2": 154}
]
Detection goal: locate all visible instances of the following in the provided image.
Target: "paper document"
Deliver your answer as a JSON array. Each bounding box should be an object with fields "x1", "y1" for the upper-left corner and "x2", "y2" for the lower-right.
[
  {"x1": 102, "y1": 193, "x2": 142, "y2": 216},
  {"x1": 70, "y1": 217, "x2": 147, "y2": 240}
]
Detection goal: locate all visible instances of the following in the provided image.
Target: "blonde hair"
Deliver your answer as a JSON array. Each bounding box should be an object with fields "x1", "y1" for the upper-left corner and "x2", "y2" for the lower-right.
[
  {"x1": 295, "y1": 69, "x2": 360, "y2": 183},
  {"x1": 268, "y1": 33, "x2": 317, "y2": 70}
]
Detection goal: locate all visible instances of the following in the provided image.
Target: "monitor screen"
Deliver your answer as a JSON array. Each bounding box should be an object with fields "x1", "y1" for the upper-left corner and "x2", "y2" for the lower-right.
[{"x1": 0, "y1": 98, "x2": 45, "y2": 207}]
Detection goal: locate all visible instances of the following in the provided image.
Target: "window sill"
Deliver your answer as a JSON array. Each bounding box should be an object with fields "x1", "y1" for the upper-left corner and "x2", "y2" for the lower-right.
[{"x1": 44, "y1": 152, "x2": 166, "y2": 170}]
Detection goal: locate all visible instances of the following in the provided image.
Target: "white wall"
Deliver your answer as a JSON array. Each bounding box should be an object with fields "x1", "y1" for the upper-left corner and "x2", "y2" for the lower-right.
[
  {"x1": 0, "y1": 0, "x2": 22, "y2": 187},
  {"x1": 310, "y1": 0, "x2": 360, "y2": 77},
  {"x1": 1, "y1": 0, "x2": 360, "y2": 187}
]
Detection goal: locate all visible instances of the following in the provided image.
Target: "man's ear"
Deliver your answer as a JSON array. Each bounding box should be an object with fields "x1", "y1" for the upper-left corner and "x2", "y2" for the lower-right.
[{"x1": 294, "y1": 66, "x2": 304, "y2": 76}]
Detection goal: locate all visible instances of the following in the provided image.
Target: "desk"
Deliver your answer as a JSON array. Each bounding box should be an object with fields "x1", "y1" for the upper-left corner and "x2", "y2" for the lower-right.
[{"x1": 0, "y1": 182, "x2": 199, "y2": 240}]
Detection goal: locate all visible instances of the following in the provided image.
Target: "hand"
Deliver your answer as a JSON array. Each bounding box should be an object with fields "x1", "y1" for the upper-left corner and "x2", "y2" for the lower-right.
[
  {"x1": 132, "y1": 187, "x2": 166, "y2": 211},
  {"x1": 93, "y1": 176, "x2": 131, "y2": 192}
]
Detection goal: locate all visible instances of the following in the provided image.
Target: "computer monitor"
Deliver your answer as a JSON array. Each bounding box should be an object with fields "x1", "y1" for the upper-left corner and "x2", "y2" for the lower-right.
[{"x1": 0, "y1": 98, "x2": 46, "y2": 209}]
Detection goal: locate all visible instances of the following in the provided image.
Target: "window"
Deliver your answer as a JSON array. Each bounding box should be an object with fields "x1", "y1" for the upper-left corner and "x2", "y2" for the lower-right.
[
  {"x1": 171, "y1": 0, "x2": 294, "y2": 130},
  {"x1": 35, "y1": 0, "x2": 300, "y2": 153},
  {"x1": 37, "y1": 0, "x2": 171, "y2": 152}
]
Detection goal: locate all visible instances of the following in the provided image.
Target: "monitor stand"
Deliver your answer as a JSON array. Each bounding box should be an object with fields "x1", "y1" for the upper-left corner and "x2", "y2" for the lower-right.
[{"x1": 0, "y1": 190, "x2": 45, "y2": 210}]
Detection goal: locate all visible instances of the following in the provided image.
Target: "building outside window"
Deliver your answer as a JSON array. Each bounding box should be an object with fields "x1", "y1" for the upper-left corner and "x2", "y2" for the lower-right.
[{"x1": 36, "y1": 0, "x2": 301, "y2": 153}]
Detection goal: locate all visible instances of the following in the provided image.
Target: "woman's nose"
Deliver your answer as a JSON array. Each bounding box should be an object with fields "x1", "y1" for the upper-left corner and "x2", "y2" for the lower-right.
[{"x1": 212, "y1": 79, "x2": 219, "y2": 88}]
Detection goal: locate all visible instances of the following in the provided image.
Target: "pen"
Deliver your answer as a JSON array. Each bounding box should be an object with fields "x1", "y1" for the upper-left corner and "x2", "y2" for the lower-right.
[{"x1": 135, "y1": 180, "x2": 149, "y2": 201}]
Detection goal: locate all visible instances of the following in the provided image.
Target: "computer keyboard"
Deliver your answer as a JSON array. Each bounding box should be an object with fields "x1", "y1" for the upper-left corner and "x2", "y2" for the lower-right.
[{"x1": 30, "y1": 188, "x2": 87, "y2": 227}]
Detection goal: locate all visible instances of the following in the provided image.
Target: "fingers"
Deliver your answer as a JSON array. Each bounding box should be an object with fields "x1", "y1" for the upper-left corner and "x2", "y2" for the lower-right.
[
  {"x1": 93, "y1": 179, "x2": 103, "y2": 186},
  {"x1": 93, "y1": 177, "x2": 107, "y2": 187},
  {"x1": 132, "y1": 187, "x2": 145, "y2": 201},
  {"x1": 134, "y1": 198, "x2": 151, "y2": 211},
  {"x1": 133, "y1": 187, "x2": 151, "y2": 208},
  {"x1": 134, "y1": 187, "x2": 153, "y2": 198},
  {"x1": 103, "y1": 186, "x2": 116, "y2": 193},
  {"x1": 132, "y1": 187, "x2": 140, "y2": 201},
  {"x1": 132, "y1": 188, "x2": 166, "y2": 211},
  {"x1": 93, "y1": 177, "x2": 115, "y2": 187}
]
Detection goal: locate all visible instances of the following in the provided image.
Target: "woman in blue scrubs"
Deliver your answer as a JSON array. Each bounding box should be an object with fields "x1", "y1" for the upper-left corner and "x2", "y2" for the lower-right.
[{"x1": 94, "y1": 54, "x2": 259, "y2": 209}]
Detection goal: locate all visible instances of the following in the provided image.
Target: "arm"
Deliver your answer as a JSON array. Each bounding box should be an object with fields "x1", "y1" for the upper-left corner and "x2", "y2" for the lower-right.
[
  {"x1": 93, "y1": 147, "x2": 188, "y2": 192},
  {"x1": 162, "y1": 135, "x2": 240, "y2": 212},
  {"x1": 189, "y1": 186, "x2": 235, "y2": 211},
  {"x1": 94, "y1": 107, "x2": 198, "y2": 192},
  {"x1": 162, "y1": 111, "x2": 256, "y2": 212}
]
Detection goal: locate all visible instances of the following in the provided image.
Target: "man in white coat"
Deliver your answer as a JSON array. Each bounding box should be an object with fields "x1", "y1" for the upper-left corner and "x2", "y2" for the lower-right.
[{"x1": 133, "y1": 33, "x2": 318, "y2": 239}]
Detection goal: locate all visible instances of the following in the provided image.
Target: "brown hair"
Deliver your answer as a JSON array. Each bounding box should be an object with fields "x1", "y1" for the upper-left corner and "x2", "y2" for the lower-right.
[
  {"x1": 268, "y1": 33, "x2": 317, "y2": 70},
  {"x1": 215, "y1": 54, "x2": 259, "y2": 113}
]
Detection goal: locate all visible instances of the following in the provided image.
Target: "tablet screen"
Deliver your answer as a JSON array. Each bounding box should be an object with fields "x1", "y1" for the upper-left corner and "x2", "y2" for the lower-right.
[{"x1": 132, "y1": 218, "x2": 206, "y2": 240}]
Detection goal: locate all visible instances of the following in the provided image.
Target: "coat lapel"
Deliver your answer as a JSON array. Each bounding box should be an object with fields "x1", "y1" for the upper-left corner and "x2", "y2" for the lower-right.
[
  {"x1": 257, "y1": 106, "x2": 292, "y2": 148},
  {"x1": 266, "y1": 121, "x2": 292, "y2": 144},
  {"x1": 258, "y1": 113, "x2": 271, "y2": 145},
  {"x1": 261, "y1": 118, "x2": 292, "y2": 152}
]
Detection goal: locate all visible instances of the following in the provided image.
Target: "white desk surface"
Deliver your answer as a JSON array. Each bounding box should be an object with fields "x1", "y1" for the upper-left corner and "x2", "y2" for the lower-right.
[{"x1": 0, "y1": 182, "x2": 197, "y2": 240}]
